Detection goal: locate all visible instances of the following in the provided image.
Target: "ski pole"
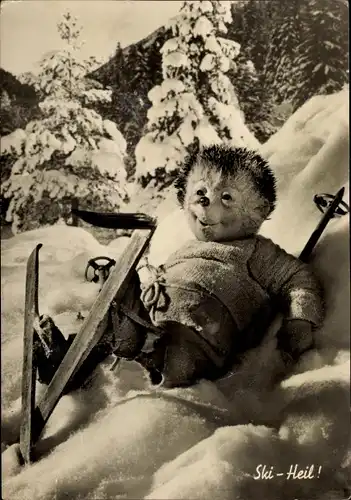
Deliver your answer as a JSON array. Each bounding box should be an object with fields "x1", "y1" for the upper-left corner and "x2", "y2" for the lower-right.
[{"x1": 299, "y1": 186, "x2": 347, "y2": 262}]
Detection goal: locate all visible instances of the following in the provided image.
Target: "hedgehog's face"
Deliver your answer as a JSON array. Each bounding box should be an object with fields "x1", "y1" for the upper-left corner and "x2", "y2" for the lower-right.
[{"x1": 183, "y1": 162, "x2": 270, "y2": 242}]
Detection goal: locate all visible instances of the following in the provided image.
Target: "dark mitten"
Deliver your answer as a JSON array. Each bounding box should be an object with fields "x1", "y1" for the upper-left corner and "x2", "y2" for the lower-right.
[
  {"x1": 110, "y1": 271, "x2": 149, "y2": 360},
  {"x1": 277, "y1": 319, "x2": 314, "y2": 363}
]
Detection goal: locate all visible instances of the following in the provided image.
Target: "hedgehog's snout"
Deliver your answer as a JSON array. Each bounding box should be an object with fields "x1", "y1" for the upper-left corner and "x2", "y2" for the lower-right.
[
  {"x1": 199, "y1": 196, "x2": 210, "y2": 207},
  {"x1": 194, "y1": 188, "x2": 211, "y2": 207}
]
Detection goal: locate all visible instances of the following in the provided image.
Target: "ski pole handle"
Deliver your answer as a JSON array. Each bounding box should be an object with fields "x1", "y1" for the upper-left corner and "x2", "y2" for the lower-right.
[{"x1": 299, "y1": 187, "x2": 347, "y2": 262}]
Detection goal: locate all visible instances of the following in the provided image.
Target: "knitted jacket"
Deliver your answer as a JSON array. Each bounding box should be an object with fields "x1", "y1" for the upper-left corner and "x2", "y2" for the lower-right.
[{"x1": 142, "y1": 236, "x2": 324, "y2": 374}]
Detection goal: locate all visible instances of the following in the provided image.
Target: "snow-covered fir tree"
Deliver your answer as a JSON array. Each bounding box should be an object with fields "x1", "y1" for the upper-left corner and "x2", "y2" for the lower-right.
[
  {"x1": 1, "y1": 12, "x2": 128, "y2": 233},
  {"x1": 135, "y1": 0, "x2": 257, "y2": 187},
  {"x1": 291, "y1": 0, "x2": 348, "y2": 110}
]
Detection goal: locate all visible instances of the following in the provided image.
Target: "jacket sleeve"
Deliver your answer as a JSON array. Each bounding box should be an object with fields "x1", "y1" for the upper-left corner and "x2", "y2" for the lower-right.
[{"x1": 247, "y1": 236, "x2": 325, "y2": 328}]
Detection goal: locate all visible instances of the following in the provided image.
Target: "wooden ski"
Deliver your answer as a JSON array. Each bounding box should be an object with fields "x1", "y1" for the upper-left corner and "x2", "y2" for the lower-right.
[
  {"x1": 29, "y1": 227, "x2": 155, "y2": 448},
  {"x1": 19, "y1": 243, "x2": 42, "y2": 464}
]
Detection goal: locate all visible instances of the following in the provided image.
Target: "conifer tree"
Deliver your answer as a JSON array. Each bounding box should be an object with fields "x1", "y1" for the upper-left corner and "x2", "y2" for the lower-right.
[
  {"x1": 135, "y1": 0, "x2": 257, "y2": 187},
  {"x1": 292, "y1": 0, "x2": 348, "y2": 110},
  {"x1": 232, "y1": 54, "x2": 277, "y2": 143},
  {"x1": 1, "y1": 12, "x2": 128, "y2": 233},
  {"x1": 110, "y1": 44, "x2": 151, "y2": 176},
  {"x1": 263, "y1": 0, "x2": 303, "y2": 104},
  {"x1": 229, "y1": 0, "x2": 279, "y2": 74}
]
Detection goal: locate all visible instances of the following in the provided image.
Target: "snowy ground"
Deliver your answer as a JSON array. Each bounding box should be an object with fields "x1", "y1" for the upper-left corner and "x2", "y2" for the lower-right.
[{"x1": 1, "y1": 89, "x2": 350, "y2": 500}]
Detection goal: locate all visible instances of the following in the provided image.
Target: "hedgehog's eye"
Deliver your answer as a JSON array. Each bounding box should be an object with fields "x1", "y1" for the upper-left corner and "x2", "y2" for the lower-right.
[
  {"x1": 222, "y1": 192, "x2": 232, "y2": 202},
  {"x1": 196, "y1": 189, "x2": 205, "y2": 197}
]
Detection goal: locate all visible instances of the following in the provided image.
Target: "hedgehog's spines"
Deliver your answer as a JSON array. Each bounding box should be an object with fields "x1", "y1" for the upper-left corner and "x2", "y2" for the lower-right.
[{"x1": 174, "y1": 144, "x2": 277, "y2": 213}]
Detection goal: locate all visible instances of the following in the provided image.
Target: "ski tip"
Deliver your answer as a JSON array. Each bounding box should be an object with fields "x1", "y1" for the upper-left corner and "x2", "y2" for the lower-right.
[
  {"x1": 28, "y1": 243, "x2": 43, "y2": 262},
  {"x1": 336, "y1": 186, "x2": 345, "y2": 199}
]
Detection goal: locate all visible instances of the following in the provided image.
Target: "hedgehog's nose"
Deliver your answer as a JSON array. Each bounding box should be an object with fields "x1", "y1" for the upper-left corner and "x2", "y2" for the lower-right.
[{"x1": 199, "y1": 196, "x2": 210, "y2": 207}]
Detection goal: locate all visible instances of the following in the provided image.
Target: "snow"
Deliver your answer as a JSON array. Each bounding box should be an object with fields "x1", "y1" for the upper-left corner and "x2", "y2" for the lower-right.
[
  {"x1": 162, "y1": 51, "x2": 190, "y2": 69},
  {"x1": 193, "y1": 16, "x2": 215, "y2": 37},
  {"x1": 204, "y1": 36, "x2": 221, "y2": 54},
  {"x1": 200, "y1": 53, "x2": 216, "y2": 71},
  {"x1": 195, "y1": 118, "x2": 222, "y2": 146},
  {"x1": 259, "y1": 90, "x2": 348, "y2": 192},
  {"x1": 148, "y1": 80, "x2": 186, "y2": 103},
  {"x1": 160, "y1": 37, "x2": 180, "y2": 56},
  {"x1": 2, "y1": 90, "x2": 350, "y2": 499},
  {"x1": 136, "y1": 87, "x2": 214, "y2": 176},
  {"x1": 146, "y1": 98, "x2": 178, "y2": 123},
  {"x1": 0, "y1": 129, "x2": 27, "y2": 156},
  {"x1": 197, "y1": 1, "x2": 214, "y2": 15},
  {"x1": 82, "y1": 88, "x2": 112, "y2": 104},
  {"x1": 208, "y1": 98, "x2": 260, "y2": 149},
  {"x1": 136, "y1": 136, "x2": 186, "y2": 176},
  {"x1": 217, "y1": 36, "x2": 241, "y2": 59},
  {"x1": 92, "y1": 151, "x2": 127, "y2": 181},
  {"x1": 177, "y1": 117, "x2": 195, "y2": 146}
]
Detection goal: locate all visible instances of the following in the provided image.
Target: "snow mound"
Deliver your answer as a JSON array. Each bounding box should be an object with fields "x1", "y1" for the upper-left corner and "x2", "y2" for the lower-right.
[
  {"x1": 260, "y1": 89, "x2": 349, "y2": 194},
  {"x1": 1, "y1": 225, "x2": 104, "y2": 267},
  {"x1": 2, "y1": 90, "x2": 350, "y2": 500}
]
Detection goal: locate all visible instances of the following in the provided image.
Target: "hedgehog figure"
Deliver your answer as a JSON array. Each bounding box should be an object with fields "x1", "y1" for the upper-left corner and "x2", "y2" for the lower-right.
[
  {"x1": 140, "y1": 145, "x2": 325, "y2": 388},
  {"x1": 175, "y1": 145, "x2": 277, "y2": 243}
]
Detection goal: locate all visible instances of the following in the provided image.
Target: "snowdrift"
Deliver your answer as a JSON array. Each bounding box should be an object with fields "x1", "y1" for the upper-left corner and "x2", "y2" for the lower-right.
[{"x1": 1, "y1": 90, "x2": 350, "y2": 500}]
